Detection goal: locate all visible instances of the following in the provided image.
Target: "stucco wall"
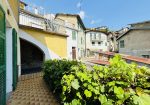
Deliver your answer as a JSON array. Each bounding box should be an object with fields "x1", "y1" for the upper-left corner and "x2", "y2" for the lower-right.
[
  {"x1": 0, "y1": 0, "x2": 20, "y2": 98},
  {"x1": 56, "y1": 15, "x2": 86, "y2": 58},
  {"x1": 8, "y1": 0, "x2": 19, "y2": 23},
  {"x1": 21, "y1": 28, "x2": 67, "y2": 58},
  {"x1": 56, "y1": 15, "x2": 78, "y2": 29},
  {"x1": 1, "y1": 0, "x2": 19, "y2": 31},
  {"x1": 78, "y1": 30, "x2": 86, "y2": 57},
  {"x1": 86, "y1": 31, "x2": 108, "y2": 51},
  {"x1": 118, "y1": 30, "x2": 150, "y2": 57}
]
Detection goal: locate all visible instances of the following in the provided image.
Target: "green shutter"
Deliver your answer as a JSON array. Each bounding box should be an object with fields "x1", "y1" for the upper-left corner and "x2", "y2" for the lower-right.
[
  {"x1": 0, "y1": 5, "x2": 6, "y2": 105},
  {"x1": 12, "y1": 29, "x2": 18, "y2": 90}
]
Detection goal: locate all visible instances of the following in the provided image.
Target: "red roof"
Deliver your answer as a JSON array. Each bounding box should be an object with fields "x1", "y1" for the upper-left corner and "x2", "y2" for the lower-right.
[{"x1": 98, "y1": 51, "x2": 150, "y2": 65}]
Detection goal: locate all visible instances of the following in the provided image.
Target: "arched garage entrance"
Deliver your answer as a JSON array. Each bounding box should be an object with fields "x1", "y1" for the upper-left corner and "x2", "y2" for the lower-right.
[{"x1": 20, "y1": 38, "x2": 45, "y2": 75}]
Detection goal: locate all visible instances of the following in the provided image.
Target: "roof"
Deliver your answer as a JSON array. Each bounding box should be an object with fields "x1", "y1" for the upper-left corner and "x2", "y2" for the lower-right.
[
  {"x1": 129, "y1": 20, "x2": 150, "y2": 25},
  {"x1": 20, "y1": 1, "x2": 28, "y2": 6},
  {"x1": 98, "y1": 51, "x2": 150, "y2": 65},
  {"x1": 55, "y1": 13, "x2": 86, "y2": 30},
  {"x1": 20, "y1": 9, "x2": 44, "y2": 19},
  {"x1": 85, "y1": 28, "x2": 108, "y2": 35},
  {"x1": 19, "y1": 25, "x2": 68, "y2": 37},
  {"x1": 116, "y1": 29, "x2": 131, "y2": 40},
  {"x1": 117, "y1": 26, "x2": 150, "y2": 40}
]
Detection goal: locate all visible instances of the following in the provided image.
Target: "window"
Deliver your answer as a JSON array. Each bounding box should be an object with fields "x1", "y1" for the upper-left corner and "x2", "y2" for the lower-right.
[
  {"x1": 90, "y1": 33, "x2": 92, "y2": 40},
  {"x1": 98, "y1": 42, "x2": 101, "y2": 46},
  {"x1": 72, "y1": 31, "x2": 76, "y2": 40},
  {"x1": 81, "y1": 37, "x2": 83, "y2": 44},
  {"x1": 99, "y1": 34, "x2": 101, "y2": 40},
  {"x1": 105, "y1": 42, "x2": 107, "y2": 46},
  {"x1": 142, "y1": 55, "x2": 150, "y2": 58},
  {"x1": 94, "y1": 33, "x2": 96, "y2": 40},
  {"x1": 120, "y1": 40, "x2": 125, "y2": 48},
  {"x1": 92, "y1": 42, "x2": 95, "y2": 46}
]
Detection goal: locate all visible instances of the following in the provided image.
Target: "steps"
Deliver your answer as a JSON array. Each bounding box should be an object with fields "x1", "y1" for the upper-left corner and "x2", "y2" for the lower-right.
[{"x1": 8, "y1": 72, "x2": 59, "y2": 105}]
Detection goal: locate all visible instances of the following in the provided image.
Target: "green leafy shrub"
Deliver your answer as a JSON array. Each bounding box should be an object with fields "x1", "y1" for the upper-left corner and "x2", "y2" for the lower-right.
[
  {"x1": 42, "y1": 59, "x2": 80, "y2": 98},
  {"x1": 43, "y1": 55, "x2": 150, "y2": 105}
]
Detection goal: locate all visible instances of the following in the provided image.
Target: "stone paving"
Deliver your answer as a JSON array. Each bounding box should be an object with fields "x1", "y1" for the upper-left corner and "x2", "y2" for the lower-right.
[{"x1": 7, "y1": 72, "x2": 59, "y2": 105}]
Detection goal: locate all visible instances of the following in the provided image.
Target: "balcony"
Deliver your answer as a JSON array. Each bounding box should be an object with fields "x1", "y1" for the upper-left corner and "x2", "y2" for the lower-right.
[{"x1": 19, "y1": 9, "x2": 75, "y2": 35}]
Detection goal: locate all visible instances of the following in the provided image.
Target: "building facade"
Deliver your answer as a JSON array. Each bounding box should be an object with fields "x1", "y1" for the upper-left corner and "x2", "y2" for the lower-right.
[
  {"x1": 86, "y1": 29, "x2": 108, "y2": 56},
  {"x1": 0, "y1": 0, "x2": 19, "y2": 104},
  {"x1": 117, "y1": 21, "x2": 150, "y2": 58},
  {"x1": 55, "y1": 14, "x2": 86, "y2": 60},
  {"x1": 0, "y1": 1, "x2": 69, "y2": 104}
]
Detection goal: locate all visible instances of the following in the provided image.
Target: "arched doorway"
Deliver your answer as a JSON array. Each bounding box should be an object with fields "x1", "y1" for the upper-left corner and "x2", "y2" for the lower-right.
[{"x1": 20, "y1": 38, "x2": 45, "y2": 75}]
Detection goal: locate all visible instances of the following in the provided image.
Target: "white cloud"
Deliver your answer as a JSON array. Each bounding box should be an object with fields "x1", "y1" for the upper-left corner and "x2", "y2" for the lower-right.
[
  {"x1": 78, "y1": 10, "x2": 85, "y2": 19},
  {"x1": 77, "y1": 2, "x2": 81, "y2": 8},
  {"x1": 90, "y1": 19, "x2": 103, "y2": 25}
]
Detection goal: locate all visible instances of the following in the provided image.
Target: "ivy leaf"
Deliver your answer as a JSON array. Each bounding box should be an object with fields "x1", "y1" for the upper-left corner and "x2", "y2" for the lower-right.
[
  {"x1": 116, "y1": 94, "x2": 124, "y2": 99},
  {"x1": 114, "y1": 86, "x2": 124, "y2": 95},
  {"x1": 93, "y1": 72, "x2": 98, "y2": 80},
  {"x1": 136, "y1": 87, "x2": 143, "y2": 96},
  {"x1": 133, "y1": 94, "x2": 150, "y2": 105},
  {"x1": 99, "y1": 73, "x2": 104, "y2": 78},
  {"x1": 71, "y1": 99, "x2": 81, "y2": 105},
  {"x1": 99, "y1": 94, "x2": 107, "y2": 104},
  {"x1": 76, "y1": 92, "x2": 82, "y2": 99},
  {"x1": 132, "y1": 95, "x2": 140, "y2": 105},
  {"x1": 84, "y1": 90, "x2": 92, "y2": 98},
  {"x1": 71, "y1": 79, "x2": 80, "y2": 90},
  {"x1": 103, "y1": 99, "x2": 113, "y2": 105},
  {"x1": 63, "y1": 86, "x2": 67, "y2": 92},
  {"x1": 107, "y1": 81, "x2": 115, "y2": 87},
  {"x1": 101, "y1": 85, "x2": 105, "y2": 93}
]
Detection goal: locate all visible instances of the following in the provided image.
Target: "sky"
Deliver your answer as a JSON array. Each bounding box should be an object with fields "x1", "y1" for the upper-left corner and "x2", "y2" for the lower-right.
[{"x1": 23, "y1": 0, "x2": 150, "y2": 30}]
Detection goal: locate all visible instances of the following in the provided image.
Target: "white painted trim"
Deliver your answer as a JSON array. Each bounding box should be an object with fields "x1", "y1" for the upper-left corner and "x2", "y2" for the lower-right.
[
  {"x1": 6, "y1": 28, "x2": 13, "y2": 93},
  {"x1": 19, "y1": 29, "x2": 60, "y2": 60},
  {"x1": 17, "y1": 33, "x2": 21, "y2": 77}
]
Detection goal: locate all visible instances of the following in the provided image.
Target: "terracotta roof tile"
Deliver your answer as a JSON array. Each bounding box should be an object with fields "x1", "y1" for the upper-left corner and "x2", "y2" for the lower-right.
[{"x1": 99, "y1": 51, "x2": 150, "y2": 65}]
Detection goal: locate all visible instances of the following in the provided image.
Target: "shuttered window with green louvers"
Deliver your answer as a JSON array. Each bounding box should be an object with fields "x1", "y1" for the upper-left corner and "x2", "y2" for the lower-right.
[
  {"x1": 12, "y1": 28, "x2": 18, "y2": 91},
  {"x1": 0, "y1": 6, "x2": 6, "y2": 105}
]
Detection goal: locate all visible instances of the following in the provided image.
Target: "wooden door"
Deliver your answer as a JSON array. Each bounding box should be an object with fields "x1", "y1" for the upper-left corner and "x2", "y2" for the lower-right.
[{"x1": 72, "y1": 47, "x2": 76, "y2": 60}]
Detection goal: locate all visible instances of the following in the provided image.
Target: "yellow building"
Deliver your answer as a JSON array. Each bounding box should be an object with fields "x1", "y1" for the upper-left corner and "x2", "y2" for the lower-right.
[{"x1": 0, "y1": 1, "x2": 68, "y2": 104}]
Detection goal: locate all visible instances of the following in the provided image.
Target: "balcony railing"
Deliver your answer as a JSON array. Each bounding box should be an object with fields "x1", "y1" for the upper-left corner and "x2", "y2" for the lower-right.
[{"x1": 19, "y1": 9, "x2": 76, "y2": 34}]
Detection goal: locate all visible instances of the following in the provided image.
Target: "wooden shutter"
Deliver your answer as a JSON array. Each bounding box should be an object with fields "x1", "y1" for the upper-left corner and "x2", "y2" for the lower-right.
[
  {"x1": 12, "y1": 28, "x2": 18, "y2": 90},
  {"x1": 0, "y1": 6, "x2": 6, "y2": 105}
]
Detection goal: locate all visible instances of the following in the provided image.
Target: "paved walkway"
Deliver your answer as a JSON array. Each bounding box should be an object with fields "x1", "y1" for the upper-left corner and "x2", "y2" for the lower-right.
[{"x1": 8, "y1": 72, "x2": 59, "y2": 105}]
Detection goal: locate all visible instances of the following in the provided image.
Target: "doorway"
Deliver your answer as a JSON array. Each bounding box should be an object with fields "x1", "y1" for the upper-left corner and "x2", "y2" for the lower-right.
[
  {"x1": 20, "y1": 39, "x2": 44, "y2": 75},
  {"x1": 72, "y1": 47, "x2": 76, "y2": 60}
]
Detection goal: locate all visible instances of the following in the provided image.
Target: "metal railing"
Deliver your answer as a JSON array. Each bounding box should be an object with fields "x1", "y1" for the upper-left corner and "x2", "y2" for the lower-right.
[{"x1": 19, "y1": 10, "x2": 77, "y2": 34}]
